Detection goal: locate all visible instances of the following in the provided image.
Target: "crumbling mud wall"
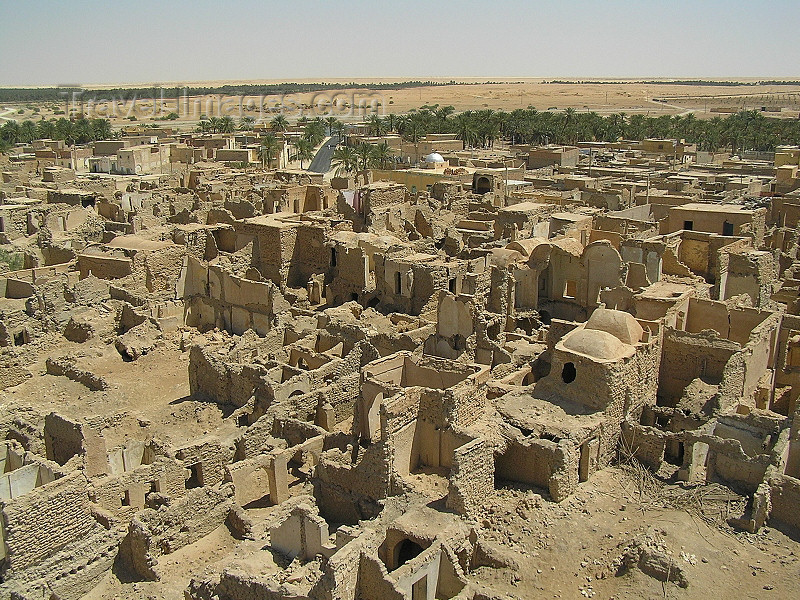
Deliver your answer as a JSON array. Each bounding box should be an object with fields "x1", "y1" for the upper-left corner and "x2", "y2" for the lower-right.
[
  {"x1": 769, "y1": 475, "x2": 800, "y2": 530},
  {"x1": 495, "y1": 437, "x2": 579, "y2": 501},
  {"x1": 446, "y1": 437, "x2": 494, "y2": 515},
  {"x1": 181, "y1": 255, "x2": 290, "y2": 335},
  {"x1": 1, "y1": 471, "x2": 101, "y2": 577},
  {"x1": 188, "y1": 344, "x2": 267, "y2": 407},
  {"x1": 121, "y1": 485, "x2": 234, "y2": 580}
]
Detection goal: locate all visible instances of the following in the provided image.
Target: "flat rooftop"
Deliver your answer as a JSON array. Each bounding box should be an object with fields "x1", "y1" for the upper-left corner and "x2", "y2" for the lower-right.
[
  {"x1": 673, "y1": 203, "x2": 755, "y2": 214},
  {"x1": 498, "y1": 391, "x2": 604, "y2": 438},
  {"x1": 105, "y1": 236, "x2": 175, "y2": 251}
]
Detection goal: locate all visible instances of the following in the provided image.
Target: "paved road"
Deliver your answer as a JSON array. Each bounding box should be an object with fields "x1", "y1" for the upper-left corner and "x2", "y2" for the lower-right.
[
  {"x1": 647, "y1": 98, "x2": 699, "y2": 117},
  {"x1": 0, "y1": 106, "x2": 18, "y2": 122},
  {"x1": 308, "y1": 135, "x2": 340, "y2": 173}
]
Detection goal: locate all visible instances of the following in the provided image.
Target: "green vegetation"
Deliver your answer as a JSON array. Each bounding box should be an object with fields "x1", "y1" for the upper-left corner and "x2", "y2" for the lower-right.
[
  {"x1": 270, "y1": 114, "x2": 289, "y2": 132},
  {"x1": 331, "y1": 146, "x2": 358, "y2": 174},
  {"x1": 197, "y1": 115, "x2": 236, "y2": 133},
  {"x1": 332, "y1": 141, "x2": 396, "y2": 174},
  {"x1": 373, "y1": 105, "x2": 800, "y2": 153},
  {"x1": 548, "y1": 80, "x2": 800, "y2": 87},
  {"x1": 0, "y1": 249, "x2": 24, "y2": 272},
  {"x1": 257, "y1": 134, "x2": 280, "y2": 169},
  {"x1": 302, "y1": 118, "x2": 326, "y2": 146},
  {"x1": 239, "y1": 116, "x2": 255, "y2": 130},
  {"x1": 0, "y1": 117, "x2": 113, "y2": 147},
  {"x1": 0, "y1": 81, "x2": 459, "y2": 103},
  {"x1": 290, "y1": 138, "x2": 315, "y2": 169}
]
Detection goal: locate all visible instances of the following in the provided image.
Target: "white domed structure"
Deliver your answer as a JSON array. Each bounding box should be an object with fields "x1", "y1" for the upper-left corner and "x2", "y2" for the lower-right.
[{"x1": 424, "y1": 152, "x2": 445, "y2": 163}]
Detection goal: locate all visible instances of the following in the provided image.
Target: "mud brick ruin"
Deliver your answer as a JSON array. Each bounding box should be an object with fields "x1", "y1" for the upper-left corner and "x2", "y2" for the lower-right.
[{"x1": 0, "y1": 129, "x2": 799, "y2": 599}]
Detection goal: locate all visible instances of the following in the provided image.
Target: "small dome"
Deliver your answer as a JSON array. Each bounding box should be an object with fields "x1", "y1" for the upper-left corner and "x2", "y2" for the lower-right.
[
  {"x1": 424, "y1": 152, "x2": 445, "y2": 163},
  {"x1": 561, "y1": 329, "x2": 633, "y2": 361},
  {"x1": 585, "y1": 308, "x2": 643, "y2": 345},
  {"x1": 488, "y1": 248, "x2": 526, "y2": 268}
]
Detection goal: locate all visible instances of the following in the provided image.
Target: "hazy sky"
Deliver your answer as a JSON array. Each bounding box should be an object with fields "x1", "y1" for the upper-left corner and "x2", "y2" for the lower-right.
[{"x1": 1, "y1": 0, "x2": 798, "y2": 86}]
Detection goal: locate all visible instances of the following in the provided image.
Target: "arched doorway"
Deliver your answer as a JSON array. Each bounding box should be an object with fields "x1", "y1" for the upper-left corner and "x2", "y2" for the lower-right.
[{"x1": 474, "y1": 176, "x2": 492, "y2": 195}]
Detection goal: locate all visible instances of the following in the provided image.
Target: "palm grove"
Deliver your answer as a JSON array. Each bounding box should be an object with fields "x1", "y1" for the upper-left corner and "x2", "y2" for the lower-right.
[
  {"x1": 365, "y1": 105, "x2": 800, "y2": 154},
  {"x1": 4, "y1": 105, "x2": 800, "y2": 161}
]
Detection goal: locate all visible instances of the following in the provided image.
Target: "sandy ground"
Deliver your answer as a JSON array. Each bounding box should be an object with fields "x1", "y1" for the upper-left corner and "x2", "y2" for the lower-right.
[
  {"x1": 1, "y1": 332, "x2": 236, "y2": 454},
  {"x1": 6, "y1": 79, "x2": 800, "y2": 128},
  {"x1": 478, "y1": 470, "x2": 800, "y2": 599}
]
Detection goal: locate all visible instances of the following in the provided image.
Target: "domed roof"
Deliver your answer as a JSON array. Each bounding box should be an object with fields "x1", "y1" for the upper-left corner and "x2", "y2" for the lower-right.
[
  {"x1": 488, "y1": 248, "x2": 526, "y2": 267},
  {"x1": 560, "y1": 328, "x2": 633, "y2": 361},
  {"x1": 506, "y1": 238, "x2": 548, "y2": 258},
  {"x1": 585, "y1": 308, "x2": 643, "y2": 345},
  {"x1": 424, "y1": 152, "x2": 445, "y2": 163}
]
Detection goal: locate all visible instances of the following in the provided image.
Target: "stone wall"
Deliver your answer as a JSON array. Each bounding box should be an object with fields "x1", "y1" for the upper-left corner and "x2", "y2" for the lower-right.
[
  {"x1": 495, "y1": 437, "x2": 578, "y2": 501},
  {"x1": 1, "y1": 471, "x2": 98, "y2": 576},
  {"x1": 181, "y1": 255, "x2": 290, "y2": 336},
  {"x1": 315, "y1": 442, "x2": 391, "y2": 524},
  {"x1": 446, "y1": 437, "x2": 494, "y2": 516},
  {"x1": 122, "y1": 485, "x2": 234, "y2": 580},
  {"x1": 769, "y1": 474, "x2": 800, "y2": 530}
]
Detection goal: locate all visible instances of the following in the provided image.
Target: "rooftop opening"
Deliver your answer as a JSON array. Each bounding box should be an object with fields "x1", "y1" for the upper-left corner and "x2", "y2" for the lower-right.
[{"x1": 395, "y1": 538, "x2": 424, "y2": 570}]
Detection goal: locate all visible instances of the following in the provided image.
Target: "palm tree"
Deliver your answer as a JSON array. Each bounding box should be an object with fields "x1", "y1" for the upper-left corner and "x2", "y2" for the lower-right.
[
  {"x1": 313, "y1": 101, "x2": 800, "y2": 157},
  {"x1": 370, "y1": 141, "x2": 395, "y2": 169},
  {"x1": 434, "y1": 105, "x2": 455, "y2": 128},
  {"x1": 36, "y1": 119, "x2": 56, "y2": 140},
  {"x1": 73, "y1": 118, "x2": 94, "y2": 144},
  {"x1": 562, "y1": 107, "x2": 577, "y2": 144},
  {"x1": 334, "y1": 120, "x2": 346, "y2": 143},
  {"x1": 354, "y1": 142, "x2": 373, "y2": 171},
  {"x1": 609, "y1": 112, "x2": 627, "y2": 141},
  {"x1": 476, "y1": 110, "x2": 500, "y2": 147},
  {"x1": 219, "y1": 115, "x2": 236, "y2": 133},
  {"x1": 325, "y1": 116, "x2": 341, "y2": 136},
  {"x1": 240, "y1": 116, "x2": 256, "y2": 131},
  {"x1": 55, "y1": 118, "x2": 75, "y2": 145},
  {"x1": 89, "y1": 118, "x2": 112, "y2": 140},
  {"x1": 367, "y1": 114, "x2": 384, "y2": 137},
  {"x1": 303, "y1": 120, "x2": 326, "y2": 146},
  {"x1": 399, "y1": 116, "x2": 425, "y2": 162},
  {"x1": 0, "y1": 121, "x2": 20, "y2": 145},
  {"x1": 332, "y1": 146, "x2": 358, "y2": 175},
  {"x1": 454, "y1": 112, "x2": 476, "y2": 148},
  {"x1": 291, "y1": 138, "x2": 315, "y2": 169},
  {"x1": 258, "y1": 134, "x2": 280, "y2": 168},
  {"x1": 626, "y1": 114, "x2": 646, "y2": 140},
  {"x1": 700, "y1": 117, "x2": 723, "y2": 152},
  {"x1": 19, "y1": 120, "x2": 37, "y2": 143},
  {"x1": 270, "y1": 114, "x2": 289, "y2": 133}
]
